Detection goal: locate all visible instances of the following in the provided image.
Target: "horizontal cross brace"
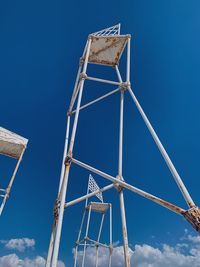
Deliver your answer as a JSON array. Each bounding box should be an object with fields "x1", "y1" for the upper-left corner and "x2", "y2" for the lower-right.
[
  {"x1": 78, "y1": 243, "x2": 96, "y2": 247},
  {"x1": 78, "y1": 240, "x2": 109, "y2": 249},
  {"x1": 86, "y1": 76, "x2": 121, "y2": 86},
  {"x1": 87, "y1": 238, "x2": 110, "y2": 248},
  {"x1": 0, "y1": 189, "x2": 6, "y2": 192}
]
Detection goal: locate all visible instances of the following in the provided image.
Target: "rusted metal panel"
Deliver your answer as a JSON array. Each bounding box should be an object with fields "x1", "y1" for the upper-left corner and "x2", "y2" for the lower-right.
[
  {"x1": 0, "y1": 127, "x2": 28, "y2": 159},
  {"x1": 88, "y1": 36, "x2": 128, "y2": 66}
]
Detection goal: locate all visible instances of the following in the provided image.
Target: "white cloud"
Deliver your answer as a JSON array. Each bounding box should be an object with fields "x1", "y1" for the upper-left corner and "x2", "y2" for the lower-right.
[
  {"x1": 0, "y1": 238, "x2": 65, "y2": 266},
  {"x1": 133, "y1": 243, "x2": 200, "y2": 267},
  {"x1": 2, "y1": 238, "x2": 35, "y2": 252},
  {"x1": 75, "y1": 245, "x2": 133, "y2": 267},
  {"x1": 186, "y1": 234, "x2": 200, "y2": 244},
  {"x1": 75, "y1": 234, "x2": 200, "y2": 267},
  {"x1": 0, "y1": 254, "x2": 65, "y2": 267}
]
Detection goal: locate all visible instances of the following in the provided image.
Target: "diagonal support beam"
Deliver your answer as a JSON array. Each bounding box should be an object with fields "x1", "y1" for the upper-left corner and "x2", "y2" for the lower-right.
[
  {"x1": 72, "y1": 87, "x2": 120, "y2": 114},
  {"x1": 71, "y1": 158, "x2": 186, "y2": 215},
  {"x1": 127, "y1": 86, "x2": 195, "y2": 209},
  {"x1": 64, "y1": 184, "x2": 114, "y2": 208}
]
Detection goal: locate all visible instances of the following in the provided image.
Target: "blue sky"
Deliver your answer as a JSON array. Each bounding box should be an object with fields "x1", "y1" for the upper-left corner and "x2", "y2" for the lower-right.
[{"x1": 1, "y1": 0, "x2": 200, "y2": 266}]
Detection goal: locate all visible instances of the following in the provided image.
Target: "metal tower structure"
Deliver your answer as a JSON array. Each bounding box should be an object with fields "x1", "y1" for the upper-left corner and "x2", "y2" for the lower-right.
[
  {"x1": 73, "y1": 174, "x2": 112, "y2": 267},
  {"x1": 0, "y1": 127, "x2": 28, "y2": 215},
  {"x1": 46, "y1": 24, "x2": 200, "y2": 267}
]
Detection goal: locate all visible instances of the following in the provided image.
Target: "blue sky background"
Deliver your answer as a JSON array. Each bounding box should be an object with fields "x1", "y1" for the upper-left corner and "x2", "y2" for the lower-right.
[{"x1": 1, "y1": 0, "x2": 200, "y2": 266}]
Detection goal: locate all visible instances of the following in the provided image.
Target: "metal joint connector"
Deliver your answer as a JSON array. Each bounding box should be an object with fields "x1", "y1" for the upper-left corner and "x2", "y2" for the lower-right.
[
  {"x1": 79, "y1": 73, "x2": 88, "y2": 80},
  {"x1": 183, "y1": 206, "x2": 200, "y2": 234},
  {"x1": 5, "y1": 188, "x2": 10, "y2": 198},
  {"x1": 79, "y1": 57, "x2": 84, "y2": 66},
  {"x1": 109, "y1": 245, "x2": 113, "y2": 254},
  {"x1": 114, "y1": 181, "x2": 124, "y2": 192},
  {"x1": 64, "y1": 155, "x2": 72, "y2": 166},
  {"x1": 67, "y1": 111, "x2": 72, "y2": 117},
  {"x1": 53, "y1": 198, "x2": 61, "y2": 221},
  {"x1": 120, "y1": 82, "x2": 130, "y2": 91},
  {"x1": 117, "y1": 185, "x2": 124, "y2": 193}
]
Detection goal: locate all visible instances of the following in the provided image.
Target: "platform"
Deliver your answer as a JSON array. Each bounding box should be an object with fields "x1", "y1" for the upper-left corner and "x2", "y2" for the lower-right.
[
  {"x1": 86, "y1": 202, "x2": 110, "y2": 213},
  {"x1": 0, "y1": 127, "x2": 28, "y2": 159}
]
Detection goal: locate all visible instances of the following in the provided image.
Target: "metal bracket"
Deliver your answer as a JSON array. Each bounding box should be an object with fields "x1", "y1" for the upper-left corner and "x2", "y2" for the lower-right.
[
  {"x1": 114, "y1": 177, "x2": 124, "y2": 192},
  {"x1": 109, "y1": 244, "x2": 113, "y2": 254},
  {"x1": 120, "y1": 82, "x2": 130, "y2": 91},
  {"x1": 67, "y1": 111, "x2": 72, "y2": 117},
  {"x1": 53, "y1": 199, "x2": 61, "y2": 222},
  {"x1": 183, "y1": 206, "x2": 200, "y2": 233},
  {"x1": 64, "y1": 155, "x2": 72, "y2": 166},
  {"x1": 79, "y1": 57, "x2": 84, "y2": 66},
  {"x1": 79, "y1": 73, "x2": 88, "y2": 80},
  {"x1": 5, "y1": 188, "x2": 10, "y2": 198},
  {"x1": 84, "y1": 236, "x2": 89, "y2": 241}
]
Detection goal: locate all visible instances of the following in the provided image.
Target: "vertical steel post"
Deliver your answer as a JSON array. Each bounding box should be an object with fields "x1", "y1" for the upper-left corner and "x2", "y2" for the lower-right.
[
  {"x1": 46, "y1": 223, "x2": 56, "y2": 267},
  {"x1": 50, "y1": 38, "x2": 92, "y2": 267},
  {"x1": 115, "y1": 38, "x2": 131, "y2": 267},
  {"x1": 58, "y1": 116, "x2": 71, "y2": 193},
  {"x1": 74, "y1": 210, "x2": 87, "y2": 267},
  {"x1": 95, "y1": 213, "x2": 105, "y2": 267},
  {"x1": 118, "y1": 89, "x2": 131, "y2": 267},
  {"x1": 82, "y1": 205, "x2": 92, "y2": 267},
  {"x1": 0, "y1": 147, "x2": 25, "y2": 215},
  {"x1": 46, "y1": 115, "x2": 71, "y2": 267},
  {"x1": 68, "y1": 67, "x2": 82, "y2": 114},
  {"x1": 109, "y1": 204, "x2": 112, "y2": 267},
  {"x1": 68, "y1": 39, "x2": 89, "y2": 113}
]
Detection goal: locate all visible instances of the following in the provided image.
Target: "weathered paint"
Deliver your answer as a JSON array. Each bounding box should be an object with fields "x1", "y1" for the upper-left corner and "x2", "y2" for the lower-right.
[
  {"x1": 0, "y1": 127, "x2": 28, "y2": 159},
  {"x1": 88, "y1": 35, "x2": 129, "y2": 66},
  {"x1": 183, "y1": 207, "x2": 200, "y2": 233}
]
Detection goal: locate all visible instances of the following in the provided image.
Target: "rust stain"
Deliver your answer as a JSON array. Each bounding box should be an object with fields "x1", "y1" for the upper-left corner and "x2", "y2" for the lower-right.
[
  {"x1": 183, "y1": 207, "x2": 200, "y2": 234},
  {"x1": 143, "y1": 192, "x2": 185, "y2": 215},
  {"x1": 89, "y1": 36, "x2": 127, "y2": 66}
]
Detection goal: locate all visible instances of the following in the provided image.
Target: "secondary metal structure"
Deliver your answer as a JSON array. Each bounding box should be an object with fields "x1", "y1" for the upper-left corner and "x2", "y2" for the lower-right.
[
  {"x1": 0, "y1": 126, "x2": 28, "y2": 215},
  {"x1": 46, "y1": 24, "x2": 200, "y2": 267},
  {"x1": 73, "y1": 174, "x2": 112, "y2": 267}
]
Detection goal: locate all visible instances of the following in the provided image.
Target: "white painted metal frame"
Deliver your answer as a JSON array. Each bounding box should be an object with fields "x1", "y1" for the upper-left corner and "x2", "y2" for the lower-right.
[
  {"x1": 46, "y1": 24, "x2": 200, "y2": 267},
  {"x1": 0, "y1": 127, "x2": 28, "y2": 216}
]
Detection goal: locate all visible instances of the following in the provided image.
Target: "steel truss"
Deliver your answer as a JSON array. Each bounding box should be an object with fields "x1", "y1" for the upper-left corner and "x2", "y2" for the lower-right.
[{"x1": 46, "y1": 24, "x2": 200, "y2": 267}]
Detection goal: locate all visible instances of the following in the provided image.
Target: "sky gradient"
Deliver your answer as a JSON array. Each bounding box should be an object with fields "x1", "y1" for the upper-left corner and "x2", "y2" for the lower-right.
[{"x1": 1, "y1": 0, "x2": 200, "y2": 266}]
